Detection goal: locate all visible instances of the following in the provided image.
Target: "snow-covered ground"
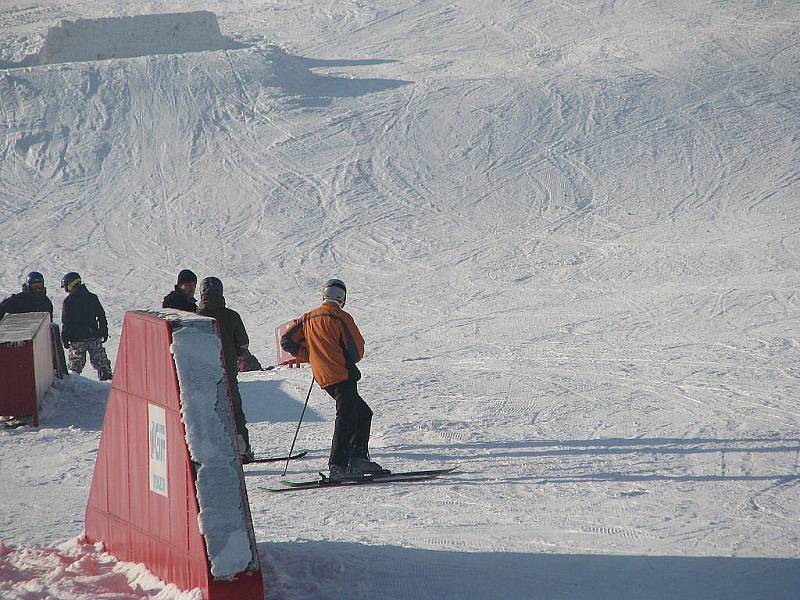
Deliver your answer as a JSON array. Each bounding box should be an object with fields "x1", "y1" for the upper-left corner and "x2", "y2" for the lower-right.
[{"x1": 1, "y1": 1, "x2": 799, "y2": 598}]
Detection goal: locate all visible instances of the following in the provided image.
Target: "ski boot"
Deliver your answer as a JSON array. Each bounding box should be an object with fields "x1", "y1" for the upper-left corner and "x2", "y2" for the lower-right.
[
  {"x1": 349, "y1": 445, "x2": 389, "y2": 475},
  {"x1": 328, "y1": 463, "x2": 363, "y2": 482}
]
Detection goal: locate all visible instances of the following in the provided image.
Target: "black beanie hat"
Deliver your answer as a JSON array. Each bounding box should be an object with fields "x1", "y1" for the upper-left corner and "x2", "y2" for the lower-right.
[{"x1": 177, "y1": 269, "x2": 197, "y2": 285}]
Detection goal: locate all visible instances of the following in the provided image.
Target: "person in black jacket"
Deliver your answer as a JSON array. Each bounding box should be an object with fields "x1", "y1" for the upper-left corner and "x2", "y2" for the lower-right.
[
  {"x1": 0, "y1": 272, "x2": 54, "y2": 321},
  {"x1": 61, "y1": 272, "x2": 112, "y2": 381},
  {"x1": 162, "y1": 269, "x2": 198, "y2": 312}
]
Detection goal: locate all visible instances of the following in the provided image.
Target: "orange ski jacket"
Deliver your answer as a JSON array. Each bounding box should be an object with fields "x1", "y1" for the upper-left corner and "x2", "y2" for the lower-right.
[{"x1": 282, "y1": 301, "x2": 365, "y2": 389}]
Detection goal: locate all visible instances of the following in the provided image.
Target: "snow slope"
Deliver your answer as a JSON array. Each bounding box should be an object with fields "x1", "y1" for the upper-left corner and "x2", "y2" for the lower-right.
[{"x1": 1, "y1": 1, "x2": 799, "y2": 598}]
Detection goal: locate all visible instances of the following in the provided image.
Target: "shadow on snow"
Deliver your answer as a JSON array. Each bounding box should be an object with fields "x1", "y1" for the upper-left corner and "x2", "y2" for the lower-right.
[
  {"x1": 381, "y1": 436, "x2": 800, "y2": 485},
  {"x1": 258, "y1": 540, "x2": 800, "y2": 600},
  {"x1": 34, "y1": 375, "x2": 110, "y2": 431},
  {"x1": 242, "y1": 46, "x2": 409, "y2": 108},
  {"x1": 240, "y1": 379, "x2": 323, "y2": 424}
]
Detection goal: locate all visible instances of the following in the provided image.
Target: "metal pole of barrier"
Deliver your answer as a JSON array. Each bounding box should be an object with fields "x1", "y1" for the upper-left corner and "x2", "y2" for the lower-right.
[{"x1": 283, "y1": 375, "x2": 315, "y2": 477}]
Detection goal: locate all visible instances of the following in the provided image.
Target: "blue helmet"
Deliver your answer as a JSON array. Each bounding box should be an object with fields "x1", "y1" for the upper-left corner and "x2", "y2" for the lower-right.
[
  {"x1": 26, "y1": 271, "x2": 44, "y2": 286},
  {"x1": 24, "y1": 271, "x2": 45, "y2": 293}
]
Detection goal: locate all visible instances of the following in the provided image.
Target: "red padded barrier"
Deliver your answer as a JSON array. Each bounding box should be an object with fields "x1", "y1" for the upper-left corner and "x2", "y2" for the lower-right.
[
  {"x1": 0, "y1": 312, "x2": 54, "y2": 426},
  {"x1": 85, "y1": 311, "x2": 263, "y2": 599}
]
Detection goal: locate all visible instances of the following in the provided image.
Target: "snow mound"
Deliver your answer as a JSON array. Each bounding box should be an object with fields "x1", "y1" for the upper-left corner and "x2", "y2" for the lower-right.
[
  {"x1": 0, "y1": 537, "x2": 201, "y2": 599},
  {"x1": 32, "y1": 11, "x2": 243, "y2": 66},
  {"x1": 0, "y1": 42, "x2": 405, "y2": 183}
]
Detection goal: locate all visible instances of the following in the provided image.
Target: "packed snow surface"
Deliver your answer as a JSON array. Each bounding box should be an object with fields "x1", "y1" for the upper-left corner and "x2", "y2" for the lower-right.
[
  {"x1": 170, "y1": 313, "x2": 257, "y2": 579},
  {"x1": 1, "y1": 0, "x2": 799, "y2": 598}
]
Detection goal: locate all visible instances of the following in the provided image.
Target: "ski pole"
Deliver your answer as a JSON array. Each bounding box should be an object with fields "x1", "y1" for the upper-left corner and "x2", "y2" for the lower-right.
[{"x1": 283, "y1": 375, "x2": 315, "y2": 477}]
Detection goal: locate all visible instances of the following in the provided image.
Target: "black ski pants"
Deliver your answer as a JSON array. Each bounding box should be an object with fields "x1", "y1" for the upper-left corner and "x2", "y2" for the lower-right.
[{"x1": 324, "y1": 379, "x2": 372, "y2": 467}]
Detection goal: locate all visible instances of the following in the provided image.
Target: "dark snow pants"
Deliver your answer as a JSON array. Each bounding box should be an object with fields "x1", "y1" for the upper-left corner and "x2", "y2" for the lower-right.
[{"x1": 324, "y1": 379, "x2": 373, "y2": 467}]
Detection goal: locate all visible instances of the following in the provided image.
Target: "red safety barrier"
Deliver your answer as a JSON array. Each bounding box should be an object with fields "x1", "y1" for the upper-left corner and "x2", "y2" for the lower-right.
[
  {"x1": 0, "y1": 312, "x2": 54, "y2": 426},
  {"x1": 275, "y1": 320, "x2": 306, "y2": 368},
  {"x1": 84, "y1": 311, "x2": 263, "y2": 600}
]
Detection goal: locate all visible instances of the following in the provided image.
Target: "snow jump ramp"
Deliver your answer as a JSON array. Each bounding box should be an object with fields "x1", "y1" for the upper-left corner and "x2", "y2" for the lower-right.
[
  {"x1": 33, "y1": 11, "x2": 245, "y2": 66},
  {"x1": 84, "y1": 310, "x2": 263, "y2": 599}
]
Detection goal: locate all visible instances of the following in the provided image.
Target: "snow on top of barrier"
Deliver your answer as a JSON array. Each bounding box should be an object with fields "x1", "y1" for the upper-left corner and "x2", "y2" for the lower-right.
[
  {"x1": 138, "y1": 308, "x2": 208, "y2": 324},
  {"x1": 169, "y1": 316, "x2": 256, "y2": 579},
  {"x1": 0, "y1": 312, "x2": 49, "y2": 344},
  {"x1": 33, "y1": 11, "x2": 242, "y2": 66}
]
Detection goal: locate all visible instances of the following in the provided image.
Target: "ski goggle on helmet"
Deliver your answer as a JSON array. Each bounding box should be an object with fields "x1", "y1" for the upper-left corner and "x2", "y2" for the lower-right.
[
  {"x1": 61, "y1": 272, "x2": 81, "y2": 291},
  {"x1": 322, "y1": 279, "x2": 346, "y2": 306}
]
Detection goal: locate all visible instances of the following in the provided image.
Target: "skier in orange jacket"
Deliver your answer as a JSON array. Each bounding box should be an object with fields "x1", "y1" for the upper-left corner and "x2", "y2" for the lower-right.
[{"x1": 281, "y1": 279, "x2": 385, "y2": 481}]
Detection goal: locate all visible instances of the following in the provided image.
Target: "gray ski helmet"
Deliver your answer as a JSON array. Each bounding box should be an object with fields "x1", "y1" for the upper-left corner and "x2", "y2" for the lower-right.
[
  {"x1": 61, "y1": 272, "x2": 81, "y2": 290},
  {"x1": 200, "y1": 276, "x2": 223, "y2": 297},
  {"x1": 322, "y1": 279, "x2": 346, "y2": 305}
]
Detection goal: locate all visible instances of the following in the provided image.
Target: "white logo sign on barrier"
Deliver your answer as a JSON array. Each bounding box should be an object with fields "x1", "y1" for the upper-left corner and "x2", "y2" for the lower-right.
[{"x1": 148, "y1": 403, "x2": 168, "y2": 497}]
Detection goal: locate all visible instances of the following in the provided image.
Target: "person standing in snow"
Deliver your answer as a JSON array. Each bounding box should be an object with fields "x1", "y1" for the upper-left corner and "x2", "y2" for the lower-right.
[
  {"x1": 60, "y1": 272, "x2": 113, "y2": 381},
  {"x1": 195, "y1": 277, "x2": 254, "y2": 462},
  {"x1": 281, "y1": 279, "x2": 384, "y2": 481},
  {"x1": 162, "y1": 269, "x2": 198, "y2": 312},
  {"x1": 0, "y1": 272, "x2": 54, "y2": 321}
]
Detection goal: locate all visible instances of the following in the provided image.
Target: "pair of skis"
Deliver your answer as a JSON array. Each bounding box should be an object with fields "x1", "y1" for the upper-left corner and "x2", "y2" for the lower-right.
[
  {"x1": 244, "y1": 448, "x2": 459, "y2": 492},
  {"x1": 264, "y1": 465, "x2": 459, "y2": 492}
]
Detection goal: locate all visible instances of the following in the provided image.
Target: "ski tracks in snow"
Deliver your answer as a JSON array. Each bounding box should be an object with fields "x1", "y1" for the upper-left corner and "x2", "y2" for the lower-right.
[{"x1": 1, "y1": 2, "x2": 800, "y2": 589}]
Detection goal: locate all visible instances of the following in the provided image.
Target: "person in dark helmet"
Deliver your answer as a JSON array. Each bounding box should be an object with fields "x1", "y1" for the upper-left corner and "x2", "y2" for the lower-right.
[
  {"x1": 195, "y1": 277, "x2": 254, "y2": 462},
  {"x1": 281, "y1": 279, "x2": 384, "y2": 482},
  {"x1": 0, "y1": 272, "x2": 54, "y2": 321},
  {"x1": 162, "y1": 269, "x2": 198, "y2": 312},
  {"x1": 60, "y1": 272, "x2": 113, "y2": 381}
]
